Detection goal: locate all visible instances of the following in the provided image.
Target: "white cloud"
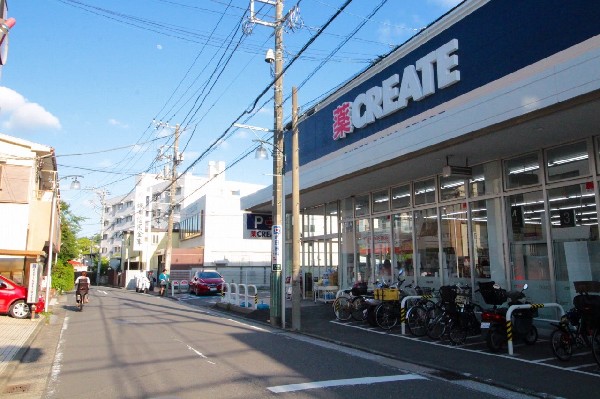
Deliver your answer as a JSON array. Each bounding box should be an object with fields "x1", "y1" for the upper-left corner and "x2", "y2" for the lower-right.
[
  {"x1": 0, "y1": 86, "x2": 61, "y2": 133},
  {"x1": 97, "y1": 158, "x2": 113, "y2": 168},
  {"x1": 108, "y1": 118, "x2": 129, "y2": 128},
  {"x1": 428, "y1": 0, "x2": 462, "y2": 9},
  {"x1": 157, "y1": 44, "x2": 163, "y2": 50}
]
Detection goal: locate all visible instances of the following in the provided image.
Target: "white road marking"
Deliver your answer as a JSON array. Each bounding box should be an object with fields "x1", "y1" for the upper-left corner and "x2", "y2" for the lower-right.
[
  {"x1": 331, "y1": 320, "x2": 600, "y2": 378},
  {"x1": 46, "y1": 315, "x2": 69, "y2": 398},
  {"x1": 227, "y1": 318, "x2": 268, "y2": 331},
  {"x1": 97, "y1": 290, "x2": 108, "y2": 295},
  {"x1": 267, "y1": 374, "x2": 426, "y2": 393}
]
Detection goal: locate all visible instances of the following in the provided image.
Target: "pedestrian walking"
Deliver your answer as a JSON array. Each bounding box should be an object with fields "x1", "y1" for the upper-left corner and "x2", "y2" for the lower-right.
[{"x1": 159, "y1": 268, "x2": 169, "y2": 296}]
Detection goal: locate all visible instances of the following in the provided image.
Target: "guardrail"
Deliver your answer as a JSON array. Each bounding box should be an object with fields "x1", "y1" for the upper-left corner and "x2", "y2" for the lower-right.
[
  {"x1": 506, "y1": 303, "x2": 565, "y2": 355},
  {"x1": 170, "y1": 280, "x2": 190, "y2": 296},
  {"x1": 221, "y1": 283, "x2": 258, "y2": 310}
]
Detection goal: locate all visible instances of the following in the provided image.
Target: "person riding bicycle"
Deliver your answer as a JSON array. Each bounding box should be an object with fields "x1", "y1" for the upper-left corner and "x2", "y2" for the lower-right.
[{"x1": 75, "y1": 271, "x2": 91, "y2": 304}]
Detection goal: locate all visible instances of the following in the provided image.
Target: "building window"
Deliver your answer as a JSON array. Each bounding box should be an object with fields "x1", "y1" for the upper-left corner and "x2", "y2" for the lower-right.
[
  {"x1": 372, "y1": 189, "x2": 390, "y2": 213},
  {"x1": 391, "y1": 184, "x2": 411, "y2": 209},
  {"x1": 504, "y1": 152, "x2": 540, "y2": 189},
  {"x1": 354, "y1": 194, "x2": 370, "y2": 217},
  {"x1": 414, "y1": 178, "x2": 436, "y2": 205},
  {"x1": 439, "y1": 176, "x2": 466, "y2": 201},
  {"x1": 546, "y1": 141, "x2": 589, "y2": 182},
  {"x1": 180, "y1": 211, "x2": 203, "y2": 240}
]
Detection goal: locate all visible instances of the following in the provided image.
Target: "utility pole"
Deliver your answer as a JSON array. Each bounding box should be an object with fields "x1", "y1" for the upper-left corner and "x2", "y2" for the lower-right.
[
  {"x1": 247, "y1": 0, "x2": 285, "y2": 328},
  {"x1": 96, "y1": 189, "x2": 107, "y2": 286},
  {"x1": 162, "y1": 123, "x2": 180, "y2": 276},
  {"x1": 291, "y1": 86, "x2": 301, "y2": 331}
]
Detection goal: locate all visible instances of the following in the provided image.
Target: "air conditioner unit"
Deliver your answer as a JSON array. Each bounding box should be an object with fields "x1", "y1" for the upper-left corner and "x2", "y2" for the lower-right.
[{"x1": 442, "y1": 165, "x2": 472, "y2": 177}]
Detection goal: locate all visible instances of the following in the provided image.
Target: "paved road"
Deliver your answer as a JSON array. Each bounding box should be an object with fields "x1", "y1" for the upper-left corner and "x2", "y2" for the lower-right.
[
  {"x1": 3, "y1": 287, "x2": 600, "y2": 398},
  {"x1": 2, "y1": 288, "x2": 538, "y2": 399}
]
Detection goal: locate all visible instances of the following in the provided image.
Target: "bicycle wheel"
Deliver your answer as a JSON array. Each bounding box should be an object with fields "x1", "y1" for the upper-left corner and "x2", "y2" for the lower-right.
[
  {"x1": 375, "y1": 302, "x2": 398, "y2": 330},
  {"x1": 427, "y1": 312, "x2": 447, "y2": 340},
  {"x1": 449, "y1": 318, "x2": 467, "y2": 345},
  {"x1": 592, "y1": 327, "x2": 600, "y2": 366},
  {"x1": 406, "y1": 305, "x2": 428, "y2": 337},
  {"x1": 351, "y1": 296, "x2": 368, "y2": 321},
  {"x1": 333, "y1": 296, "x2": 352, "y2": 321},
  {"x1": 550, "y1": 329, "x2": 572, "y2": 361}
]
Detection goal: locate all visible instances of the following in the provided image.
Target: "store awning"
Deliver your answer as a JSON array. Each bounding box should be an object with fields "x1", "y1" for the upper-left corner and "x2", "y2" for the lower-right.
[{"x1": 0, "y1": 249, "x2": 46, "y2": 257}]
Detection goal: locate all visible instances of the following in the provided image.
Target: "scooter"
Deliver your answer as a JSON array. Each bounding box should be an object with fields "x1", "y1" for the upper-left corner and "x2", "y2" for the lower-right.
[{"x1": 479, "y1": 282, "x2": 538, "y2": 352}]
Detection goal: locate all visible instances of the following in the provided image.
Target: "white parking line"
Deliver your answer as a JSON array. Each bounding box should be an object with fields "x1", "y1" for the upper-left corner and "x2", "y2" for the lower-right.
[{"x1": 267, "y1": 374, "x2": 427, "y2": 393}]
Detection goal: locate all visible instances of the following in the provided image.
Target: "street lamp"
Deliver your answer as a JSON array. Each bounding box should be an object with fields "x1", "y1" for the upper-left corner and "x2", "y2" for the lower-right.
[{"x1": 44, "y1": 174, "x2": 82, "y2": 312}]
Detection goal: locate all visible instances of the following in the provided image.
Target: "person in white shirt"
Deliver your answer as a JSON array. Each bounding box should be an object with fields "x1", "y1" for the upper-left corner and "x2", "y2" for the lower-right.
[{"x1": 75, "y1": 271, "x2": 91, "y2": 304}]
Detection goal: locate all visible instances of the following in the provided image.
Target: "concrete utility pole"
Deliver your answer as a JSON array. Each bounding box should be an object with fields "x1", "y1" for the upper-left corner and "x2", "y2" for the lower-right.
[
  {"x1": 163, "y1": 124, "x2": 180, "y2": 276},
  {"x1": 247, "y1": 0, "x2": 285, "y2": 328},
  {"x1": 96, "y1": 189, "x2": 107, "y2": 286},
  {"x1": 291, "y1": 86, "x2": 301, "y2": 331}
]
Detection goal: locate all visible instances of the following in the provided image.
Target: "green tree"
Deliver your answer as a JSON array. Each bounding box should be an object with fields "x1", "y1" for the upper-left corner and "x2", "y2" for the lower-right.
[
  {"x1": 51, "y1": 258, "x2": 74, "y2": 293},
  {"x1": 57, "y1": 201, "x2": 85, "y2": 263}
]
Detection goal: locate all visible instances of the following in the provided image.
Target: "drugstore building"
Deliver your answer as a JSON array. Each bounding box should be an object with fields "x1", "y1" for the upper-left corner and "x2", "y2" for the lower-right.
[{"x1": 242, "y1": 0, "x2": 600, "y2": 312}]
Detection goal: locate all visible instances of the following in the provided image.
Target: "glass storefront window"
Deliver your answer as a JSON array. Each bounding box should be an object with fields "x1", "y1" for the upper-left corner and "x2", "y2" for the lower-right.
[
  {"x1": 504, "y1": 152, "x2": 541, "y2": 189},
  {"x1": 326, "y1": 202, "x2": 339, "y2": 235},
  {"x1": 507, "y1": 190, "x2": 551, "y2": 303},
  {"x1": 439, "y1": 176, "x2": 466, "y2": 201},
  {"x1": 393, "y1": 212, "x2": 414, "y2": 278},
  {"x1": 356, "y1": 218, "x2": 372, "y2": 284},
  {"x1": 341, "y1": 220, "x2": 355, "y2": 288},
  {"x1": 469, "y1": 161, "x2": 502, "y2": 197},
  {"x1": 355, "y1": 194, "x2": 370, "y2": 217},
  {"x1": 303, "y1": 205, "x2": 325, "y2": 237},
  {"x1": 373, "y1": 216, "x2": 392, "y2": 284},
  {"x1": 372, "y1": 189, "x2": 390, "y2": 213},
  {"x1": 546, "y1": 141, "x2": 589, "y2": 182},
  {"x1": 392, "y1": 183, "x2": 411, "y2": 209},
  {"x1": 549, "y1": 183, "x2": 600, "y2": 309},
  {"x1": 414, "y1": 178, "x2": 436, "y2": 205},
  {"x1": 415, "y1": 207, "x2": 439, "y2": 288},
  {"x1": 440, "y1": 203, "x2": 469, "y2": 283},
  {"x1": 470, "y1": 199, "x2": 505, "y2": 284}
]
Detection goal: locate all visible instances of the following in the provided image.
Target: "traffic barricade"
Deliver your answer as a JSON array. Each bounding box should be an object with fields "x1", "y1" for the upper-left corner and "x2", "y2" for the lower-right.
[{"x1": 506, "y1": 303, "x2": 565, "y2": 355}]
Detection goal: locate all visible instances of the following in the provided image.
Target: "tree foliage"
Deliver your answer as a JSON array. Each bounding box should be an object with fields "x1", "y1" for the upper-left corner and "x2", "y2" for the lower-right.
[
  {"x1": 57, "y1": 201, "x2": 85, "y2": 263},
  {"x1": 51, "y1": 258, "x2": 74, "y2": 293}
]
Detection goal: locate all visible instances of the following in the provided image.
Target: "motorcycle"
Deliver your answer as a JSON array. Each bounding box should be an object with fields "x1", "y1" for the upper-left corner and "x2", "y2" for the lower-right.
[{"x1": 479, "y1": 282, "x2": 538, "y2": 352}]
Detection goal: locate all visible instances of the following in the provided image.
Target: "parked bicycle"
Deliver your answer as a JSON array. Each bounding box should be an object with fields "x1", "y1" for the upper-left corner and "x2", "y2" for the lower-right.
[
  {"x1": 550, "y1": 307, "x2": 592, "y2": 361},
  {"x1": 447, "y1": 285, "x2": 482, "y2": 345},
  {"x1": 374, "y1": 272, "x2": 423, "y2": 330},
  {"x1": 332, "y1": 281, "x2": 371, "y2": 321},
  {"x1": 563, "y1": 281, "x2": 600, "y2": 366},
  {"x1": 404, "y1": 288, "x2": 437, "y2": 337}
]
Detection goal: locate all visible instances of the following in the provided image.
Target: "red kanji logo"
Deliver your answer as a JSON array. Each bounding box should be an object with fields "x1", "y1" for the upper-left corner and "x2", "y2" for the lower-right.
[{"x1": 332, "y1": 102, "x2": 353, "y2": 140}]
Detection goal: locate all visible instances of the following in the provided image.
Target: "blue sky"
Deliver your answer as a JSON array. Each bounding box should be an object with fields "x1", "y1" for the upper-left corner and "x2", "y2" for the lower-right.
[{"x1": 0, "y1": 0, "x2": 460, "y2": 237}]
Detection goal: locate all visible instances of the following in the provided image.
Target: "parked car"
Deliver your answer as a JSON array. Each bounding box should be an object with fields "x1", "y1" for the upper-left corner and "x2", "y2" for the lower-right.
[
  {"x1": 190, "y1": 270, "x2": 225, "y2": 296},
  {"x1": 0, "y1": 275, "x2": 45, "y2": 319}
]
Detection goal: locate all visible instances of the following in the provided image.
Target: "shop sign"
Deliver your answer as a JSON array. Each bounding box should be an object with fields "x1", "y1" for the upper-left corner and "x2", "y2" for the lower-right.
[
  {"x1": 244, "y1": 213, "x2": 273, "y2": 239},
  {"x1": 332, "y1": 38, "x2": 460, "y2": 140},
  {"x1": 272, "y1": 225, "x2": 282, "y2": 271}
]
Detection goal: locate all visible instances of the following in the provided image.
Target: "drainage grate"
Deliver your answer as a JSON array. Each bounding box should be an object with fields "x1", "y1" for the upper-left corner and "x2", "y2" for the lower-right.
[{"x1": 4, "y1": 384, "x2": 31, "y2": 394}]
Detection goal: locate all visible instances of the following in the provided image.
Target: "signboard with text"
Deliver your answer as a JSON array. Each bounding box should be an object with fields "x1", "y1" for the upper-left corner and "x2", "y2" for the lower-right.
[
  {"x1": 244, "y1": 213, "x2": 273, "y2": 239},
  {"x1": 271, "y1": 225, "x2": 282, "y2": 271}
]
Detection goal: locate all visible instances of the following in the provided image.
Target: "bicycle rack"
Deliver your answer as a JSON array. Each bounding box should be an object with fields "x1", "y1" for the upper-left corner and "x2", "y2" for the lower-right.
[
  {"x1": 506, "y1": 302, "x2": 565, "y2": 355},
  {"x1": 221, "y1": 283, "x2": 238, "y2": 305},
  {"x1": 400, "y1": 295, "x2": 430, "y2": 335},
  {"x1": 237, "y1": 284, "x2": 258, "y2": 309}
]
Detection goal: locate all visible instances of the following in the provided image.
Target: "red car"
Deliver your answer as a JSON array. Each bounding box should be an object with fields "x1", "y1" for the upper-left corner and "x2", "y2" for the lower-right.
[
  {"x1": 190, "y1": 270, "x2": 225, "y2": 296},
  {"x1": 0, "y1": 275, "x2": 45, "y2": 319}
]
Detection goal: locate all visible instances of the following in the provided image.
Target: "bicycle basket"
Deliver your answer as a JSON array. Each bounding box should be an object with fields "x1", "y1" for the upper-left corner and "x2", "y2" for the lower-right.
[
  {"x1": 439, "y1": 285, "x2": 457, "y2": 303},
  {"x1": 479, "y1": 283, "x2": 507, "y2": 306},
  {"x1": 351, "y1": 282, "x2": 368, "y2": 296},
  {"x1": 573, "y1": 294, "x2": 600, "y2": 327},
  {"x1": 374, "y1": 288, "x2": 400, "y2": 301}
]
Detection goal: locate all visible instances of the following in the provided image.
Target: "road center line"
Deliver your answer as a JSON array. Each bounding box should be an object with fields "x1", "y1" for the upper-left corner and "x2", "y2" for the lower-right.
[{"x1": 267, "y1": 374, "x2": 427, "y2": 393}]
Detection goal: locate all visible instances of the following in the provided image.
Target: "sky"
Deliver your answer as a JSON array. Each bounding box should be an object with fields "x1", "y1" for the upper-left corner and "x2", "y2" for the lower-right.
[{"x1": 0, "y1": 0, "x2": 461, "y2": 237}]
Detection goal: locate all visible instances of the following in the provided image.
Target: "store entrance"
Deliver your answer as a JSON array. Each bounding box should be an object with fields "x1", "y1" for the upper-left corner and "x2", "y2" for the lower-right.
[{"x1": 302, "y1": 237, "x2": 339, "y2": 295}]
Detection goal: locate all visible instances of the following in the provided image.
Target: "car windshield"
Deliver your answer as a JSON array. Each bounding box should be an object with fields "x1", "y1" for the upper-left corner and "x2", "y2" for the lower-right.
[{"x1": 199, "y1": 272, "x2": 221, "y2": 279}]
